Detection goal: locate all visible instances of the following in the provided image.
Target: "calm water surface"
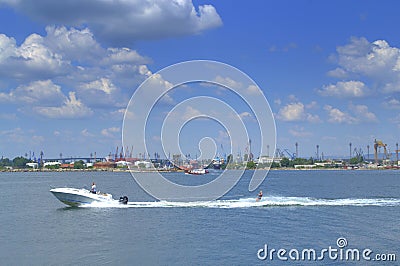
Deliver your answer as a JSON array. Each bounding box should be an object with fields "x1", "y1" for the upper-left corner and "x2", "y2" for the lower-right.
[{"x1": 1, "y1": 170, "x2": 399, "y2": 265}]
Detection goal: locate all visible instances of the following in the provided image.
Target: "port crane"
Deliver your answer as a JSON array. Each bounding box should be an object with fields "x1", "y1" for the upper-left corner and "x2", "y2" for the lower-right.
[
  {"x1": 283, "y1": 149, "x2": 296, "y2": 160},
  {"x1": 374, "y1": 139, "x2": 390, "y2": 163}
]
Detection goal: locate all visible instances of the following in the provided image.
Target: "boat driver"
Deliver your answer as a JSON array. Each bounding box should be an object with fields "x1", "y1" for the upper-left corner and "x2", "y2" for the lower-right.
[
  {"x1": 257, "y1": 190, "x2": 263, "y2": 201},
  {"x1": 90, "y1": 182, "x2": 97, "y2": 194}
]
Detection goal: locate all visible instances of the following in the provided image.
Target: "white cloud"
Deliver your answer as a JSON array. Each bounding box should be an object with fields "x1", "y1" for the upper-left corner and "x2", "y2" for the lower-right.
[
  {"x1": 214, "y1": 75, "x2": 242, "y2": 89},
  {"x1": 287, "y1": 94, "x2": 298, "y2": 102},
  {"x1": 0, "y1": 26, "x2": 154, "y2": 116},
  {"x1": 245, "y1": 84, "x2": 261, "y2": 95},
  {"x1": 324, "y1": 105, "x2": 357, "y2": 124},
  {"x1": 239, "y1": 111, "x2": 252, "y2": 119},
  {"x1": 34, "y1": 92, "x2": 93, "y2": 118},
  {"x1": 330, "y1": 37, "x2": 400, "y2": 93},
  {"x1": 318, "y1": 80, "x2": 368, "y2": 98},
  {"x1": 102, "y1": 48, "x2": 149, "y2": 65},
  {"x1": 43, "y1": 26, "x2": 103, "y2": 63},
  {"x1": 0, "y1": 80, "x2": 65, "y2": 106},
  {"x1": 0, "y1": 34, "x2": 17, "y2": 61},
  {"x1": 277, "y1": 102, "x2": 320, "y2": 123},
  {"x1": 327, "y1": 67, "x2": 347, "y2": 78},
  {"x1": 182, "y1": 106, "x2": 202, "y2": 121},
  {"x1": 81, "y1": 129, "x2": 95, "y2": 137},
  {"x1": 80, "y1": 78, "x2": 116, "y2": 95},
  {"x1": 0, "y1": 32, "x2": 69, "y2": 80},
  {"x1": 0, "y1": 127, "x2": 24, "y2": 143},
  {"x1": 306, "y1": 113, "x2": 322, "y2": 123},
  {"x1": 277, "y1": 102, "x2": 305, "y2": 121},
  {"x1": 143, "y1": 72, "x2": 175, "y2": 105},
  {"x1": 2, "y1": 0, "x2": 222, "y2": 45},
  {"x1": 349, "y1": 104, "x2": 378, "y2": 122},
  {"x1": 324, "y1": 104, "x2": 377, "y2": 124},
  {"x1": 76, "y1": 78, "x2": 126, "y2": 108},
  {"x1": 306, "y1": 101, "x2": 318, "y2": 109},
  {"x1": 101, "y1": 127, "x2": 120, "y2": 138},
  {"x1": 383, "y1": 97, "x2": 400, "y2": 109},
  {"x1": 335, "y1": 37, "x2": 400, "y2": 78},
  {"x1": 382, "y1": 82, "x2": 400, "y2": 93}
]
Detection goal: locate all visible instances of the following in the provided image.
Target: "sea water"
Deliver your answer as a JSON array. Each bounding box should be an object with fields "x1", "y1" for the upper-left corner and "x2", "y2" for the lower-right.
[{"x1": 1, "y1": 170, "x2": 399, "y2": 265}]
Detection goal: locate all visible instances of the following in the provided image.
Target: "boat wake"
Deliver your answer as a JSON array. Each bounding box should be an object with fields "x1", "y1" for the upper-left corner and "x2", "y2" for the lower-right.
[{"x1": 81, "y1": 196, "x2": 400, "y2": 209}]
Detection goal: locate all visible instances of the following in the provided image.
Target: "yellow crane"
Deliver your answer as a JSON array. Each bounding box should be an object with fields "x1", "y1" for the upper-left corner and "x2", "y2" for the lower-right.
[{"x1": 374, "y1": 139, "x2": 389, "y2": 164}]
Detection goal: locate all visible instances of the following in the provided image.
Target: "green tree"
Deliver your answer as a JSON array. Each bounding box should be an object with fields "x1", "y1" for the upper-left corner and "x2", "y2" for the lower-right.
[
  {"x1": 0, "y1": 157, "x2": 11, "y2": 167},
  {"x1": 12, "y1": 156, "x2": 30, "y2": 168},
  {"x1": 73, "y1": 160, "x2": 85, "y2": 169},
  {"x1": 45, "y1": 164, "x2": 60, "y2": 170},
  {"x1": 271, "y1": 162, "x2": 280, "y2": 168},
  {"x1": 280, "y1": 157, "x2": 290, "y2": 167},
  {"x1": 349, "y1": 156, "x2": 363, "y2": 165},
  {"x1": 246, "y1": 161, "x2": 257, "y2": 169}
]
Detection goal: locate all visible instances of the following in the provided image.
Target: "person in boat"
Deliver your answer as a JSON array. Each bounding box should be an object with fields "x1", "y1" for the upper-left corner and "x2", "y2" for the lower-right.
[
  {"x1": 90, "y1": 182, "x2": 97, "y2": 194},
  {"x1": 256, "y1": 190, "x2": 263, "y2": 201}
]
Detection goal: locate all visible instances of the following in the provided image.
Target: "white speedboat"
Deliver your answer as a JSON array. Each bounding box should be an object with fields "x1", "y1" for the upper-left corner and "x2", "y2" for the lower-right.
[
  {"x1": 50, "y1": 187, "x2": 128, "y2": 207},
  {"x1": 184, "y1": 168, "x2": 209, "y2": 175}
]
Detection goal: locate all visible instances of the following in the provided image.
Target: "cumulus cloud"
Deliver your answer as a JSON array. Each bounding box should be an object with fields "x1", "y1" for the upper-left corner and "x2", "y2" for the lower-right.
[
  {"x1": 81, "y1": 129, "x2": 95, "y2": 137},
  {"x1": 102, "y1": 48, "x2": 150, "y2": 65},
  {"x1": 306, "y1": 101, "x2": 318, "y2": 109},
  {"x1": 318, "y1": 80, "x2": 369, "y2": 98},
  {"x1": 329, "y1": 37, "x2": 400, "y2": 93},
  {"x1": 335, "y1": 37, "x2": 400, "y2": 77},
  {"x1": 0, "y1": 80, "x2": 65, "y2": 106},
  {"x1": 0, "y1": 26, "x2": 156, "y2": 118},
  {"x1": 327, "y1": 67, "x2": 347, "y2": 78},
  {"x1": 182, "y1": 106, "x2": 202, "y2": 121},
  {"x1": 77, "y1": 78, "x2": 127, "y2": 108},
  {"x1": 43, "y1": 25, "x2": 103, "y2": 63},
  {"x1": 0, "y1": 32, "x2": 69, "y2": 80},
  {"x1": 239, "y1": 111, "x2": 253, "y2": 119},
  {"x1": 383, "y1": 97, "x2": 400, "y2": 109},
  {"x1": 324, "y1": 104, "x2": 377, "y2": 124},
  {"x1": 349, "y1": 104, "x2": 378, "y2": 122},
  {"x1": 277, "y1": 102, "x2": 320, "y2": 123},
  {"x1": 277, "y1": 102, "x2": 305, "y2": 121},
  {"x1": 214, "y1": 75, "x2": 242, "y2": 89},
  {"x1": 101, "y1": 127, "x2": 120, "y2": 138},
  {"x1": 245, "y1": 84, "x2": 261, "y2": 95},
  {"x1": 2, "y1": 0, "x2": 222, "y2": 45},
  {"x1": 0, "y1": 26, "x2": 150, "y2": 82},
  {"x1": 33, "y1": 92, "x2": 93, "y2": 118},
  {"x1": 324, "y1": 105, "x2": 357, "y2": 124}
]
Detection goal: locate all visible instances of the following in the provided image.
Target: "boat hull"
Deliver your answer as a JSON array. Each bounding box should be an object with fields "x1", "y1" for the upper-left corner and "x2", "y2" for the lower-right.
[{"x1": 50, "y1": 188, "x2": 114, "y2": 207}]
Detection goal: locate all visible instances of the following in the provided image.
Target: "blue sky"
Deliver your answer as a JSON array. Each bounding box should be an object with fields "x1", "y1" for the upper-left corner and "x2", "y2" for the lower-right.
[{"x1": 0, "y1": 0, "x2": 400, "y2": 159}]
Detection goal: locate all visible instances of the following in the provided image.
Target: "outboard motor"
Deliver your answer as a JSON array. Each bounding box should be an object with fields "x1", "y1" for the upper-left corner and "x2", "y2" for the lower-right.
[{"x1": 119, "y1": 196, "x2": 128, "y2": 204}]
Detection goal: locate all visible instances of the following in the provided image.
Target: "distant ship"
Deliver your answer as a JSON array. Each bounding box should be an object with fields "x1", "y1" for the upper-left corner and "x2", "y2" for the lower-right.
[{"x1": 212, "y1": 157, "x2": 224, "y2": 169}]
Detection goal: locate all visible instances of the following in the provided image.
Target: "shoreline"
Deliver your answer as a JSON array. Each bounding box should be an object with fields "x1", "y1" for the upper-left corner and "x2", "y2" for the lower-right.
[{"x1": 1, "y1": 167, "x2": 399, "y2": 173}]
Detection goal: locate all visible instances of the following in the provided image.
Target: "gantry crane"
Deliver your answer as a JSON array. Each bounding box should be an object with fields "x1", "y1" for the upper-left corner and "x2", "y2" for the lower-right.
[{"x1": 374, "y1": 139, "x2": 390, "y2": 164}]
